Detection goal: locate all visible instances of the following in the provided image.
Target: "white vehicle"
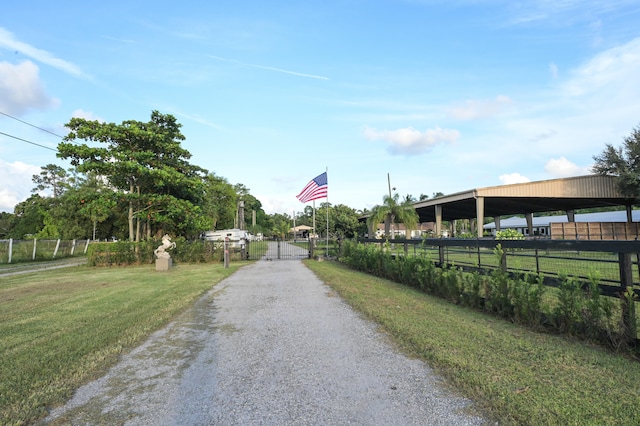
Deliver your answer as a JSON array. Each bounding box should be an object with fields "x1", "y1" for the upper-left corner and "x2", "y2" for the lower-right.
[{"x1": 203, "y1": 228, "x2": 250, "y2": 248}]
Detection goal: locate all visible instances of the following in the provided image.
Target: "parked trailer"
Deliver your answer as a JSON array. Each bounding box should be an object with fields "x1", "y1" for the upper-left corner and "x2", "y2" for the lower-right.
[{"x1": 203, "y1": 229, "x2": 250, "y2": 248}]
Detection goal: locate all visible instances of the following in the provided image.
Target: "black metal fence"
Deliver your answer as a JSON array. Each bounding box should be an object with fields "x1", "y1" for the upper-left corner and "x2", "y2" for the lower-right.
[
  {"x1": 246, "y1": 239, "x2": 311, "y2": 260},
  {"x1": 358, "y1": 238, "x2": 640, "y2": 297}
]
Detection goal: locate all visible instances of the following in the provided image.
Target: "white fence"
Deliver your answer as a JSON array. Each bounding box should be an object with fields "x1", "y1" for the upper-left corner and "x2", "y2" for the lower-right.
[{"x1": 0, "y1": 239, "x2": 90, "y2": 263}]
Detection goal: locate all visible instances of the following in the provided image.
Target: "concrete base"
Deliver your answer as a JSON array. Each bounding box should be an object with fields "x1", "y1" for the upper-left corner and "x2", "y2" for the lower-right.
[{"x1": 155, "y1": 257, "x2": 172, "y2": 271}]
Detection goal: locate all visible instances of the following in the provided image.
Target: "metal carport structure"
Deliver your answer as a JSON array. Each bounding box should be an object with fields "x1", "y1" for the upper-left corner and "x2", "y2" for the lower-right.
[{"x1": 409, "y1": 175, "x2": 639, "y2": 238}]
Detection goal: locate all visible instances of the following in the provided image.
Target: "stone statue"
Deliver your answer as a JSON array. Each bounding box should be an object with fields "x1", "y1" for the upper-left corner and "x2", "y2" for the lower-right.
[{"x1": 154, "y1": 234, "x2": 176, "y2": 259}]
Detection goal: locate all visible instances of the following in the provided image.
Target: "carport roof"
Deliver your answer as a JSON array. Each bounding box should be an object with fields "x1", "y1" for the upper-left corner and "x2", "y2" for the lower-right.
[{"x1": 411, "y1": 175, "x2": 637, "y2": 223}]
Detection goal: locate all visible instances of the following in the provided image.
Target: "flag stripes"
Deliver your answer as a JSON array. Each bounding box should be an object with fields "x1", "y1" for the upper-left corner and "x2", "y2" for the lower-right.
[{"x1": 296, "y1": 172, "x2": 328, "y2": 203}]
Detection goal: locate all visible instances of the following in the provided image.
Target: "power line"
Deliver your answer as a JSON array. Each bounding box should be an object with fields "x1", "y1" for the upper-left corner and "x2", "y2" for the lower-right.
[
  {"x1": 0, "y1": 111, "x2": 66, "y2": 139},
  {"x1": 0, "y1": 131, "x2": 58, "y2": 152}
]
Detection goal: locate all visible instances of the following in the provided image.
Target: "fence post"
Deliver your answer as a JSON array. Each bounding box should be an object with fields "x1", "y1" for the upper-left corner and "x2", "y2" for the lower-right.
[
  {"x1": 32, "y1": 238, "x2": 37, "y2": 260},
  {"x1": 500, "y1": 249, "x2": 507, "y2": 271},
  {"x1": 71, "y1": 239, "x2": 76, "y2": 256},
  {"x1": 224, "y1": 237, "x2": 229, "y2": 269},
  {"x1": 618, "y1": 252, "x2": 637, "y2": 344},
  {"x1": 8, "y1": 238, "x2": 12, "y2": 264},
  {"x1": 277, "y1": 239, "x2": 281, "y2": 260},
  {"x1": 53, "y1": 239, "x2": 61, "y2": 258},
  {"x1": 84, "y1": 239, "x2": 90, "y2": 254},
  {"x1": 438, "y1": 245, "x2": 445, "y2": 266}
]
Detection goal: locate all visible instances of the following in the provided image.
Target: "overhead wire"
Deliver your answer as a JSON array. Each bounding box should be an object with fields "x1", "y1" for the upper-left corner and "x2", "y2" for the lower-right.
[
  {"x1": 0, "y1": 110, "x2": 68, "y2": 153},
  {"x1": 0, "y1": 131, "x2": 58, "y2": 152},
  {"x1": 0, "y1": 111, "x2": 66, "y2": 139}
]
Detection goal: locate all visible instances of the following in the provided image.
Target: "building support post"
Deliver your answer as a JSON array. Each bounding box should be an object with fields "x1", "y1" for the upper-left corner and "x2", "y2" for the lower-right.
[
  {"x1": 435, "y1": 204, "x2": 443, "y2": 238},
  {"x1": 475, "y1": 196, "x2": 484, "y2": 238}
]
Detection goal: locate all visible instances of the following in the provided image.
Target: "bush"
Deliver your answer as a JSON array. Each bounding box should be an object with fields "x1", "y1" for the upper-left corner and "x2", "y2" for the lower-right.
[
  {"x1": 495, "y1": 228, "x2": 524, "y2": 240},
  {"x1": 87, "y1": 239, "x2": 227, "y2": 266},
  {"x1": 339, "y1": 240, "x2": 634, "y2": 353}
]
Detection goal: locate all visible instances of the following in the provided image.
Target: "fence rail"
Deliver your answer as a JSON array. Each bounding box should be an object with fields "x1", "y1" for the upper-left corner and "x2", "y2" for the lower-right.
[
  {"x1": 0, "y1": 239, "x2": 90, "y2": 264},
  {"x1": 358, "y1": 237, "x2": 640, "y2": 297}
]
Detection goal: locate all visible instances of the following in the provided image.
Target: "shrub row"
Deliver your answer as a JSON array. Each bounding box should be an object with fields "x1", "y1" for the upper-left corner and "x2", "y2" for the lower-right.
[
  {"x1": 87, "y1": 239, "x2": 238, "y2": 266},
  {"x1": 340, "y1": 240, "x2": 637, "y2": 352}
]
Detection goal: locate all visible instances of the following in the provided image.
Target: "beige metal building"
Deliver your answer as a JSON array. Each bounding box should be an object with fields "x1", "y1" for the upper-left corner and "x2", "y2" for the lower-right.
[{"x1": 411, "y1": 175, "x2": 639, "y2": 238}]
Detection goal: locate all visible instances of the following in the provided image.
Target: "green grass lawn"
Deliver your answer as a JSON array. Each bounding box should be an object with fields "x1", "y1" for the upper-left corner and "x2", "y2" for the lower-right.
[
  {"x1": 0, "y1": 262, "x2": 247, "y2": 425},
  {"x1": 5, "y1": 258, "x2": 640, "y2": 425},
  {"x1": 304, "y1": 259, "x2": 640, "y2": 425}
]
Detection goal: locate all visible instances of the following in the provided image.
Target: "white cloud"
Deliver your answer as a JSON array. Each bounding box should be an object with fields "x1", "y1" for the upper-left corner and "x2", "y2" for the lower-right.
[
  {"x1": 549, "y1": 62, "x2": 558, "y2": 79},
  {"x1": 448, "y1": 96, "x2": 512, "y2": 120},
  {"x1": 544, "y1": 156, "x2": 592, "y2": 178},
  {"x1": 208, "y1": 55, "x2": 329, "y2": 80},
  {"x1": 0, "y1": 61, "x2": 58, "y2": 115},
  {"x1": 0, "y1": 27, "x2": 88, "y2": 78},
  {"x1": 506, "y1": 0, "x2": 638, "y2": 27},
  {"x1": 71, "y1": 109, "x2": 105, "y2": 122},
  {"x1": 499, "y1": 173, "x2": 530, "y2": 185},
  {"x1": 563, "y1": 37, "x2": 640, "y2": 97},
  {"x1": 496, "y1": 37, "x2": 640, "y2": 164},
  {"x1": 0, "y1": 160, "x2": 41, "y2": 212},
  {"x1": 364, "y1": 126, "x2": 460, "y2": 155}
]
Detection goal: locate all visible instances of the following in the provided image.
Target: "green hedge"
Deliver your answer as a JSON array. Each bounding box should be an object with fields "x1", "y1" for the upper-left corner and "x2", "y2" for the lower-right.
[
  {"x1": 87, "y1": 239, "x2": 239, "y2": 266},
  {"x1": 340, "y1": 240, "x2": 636, "y2": 352}
]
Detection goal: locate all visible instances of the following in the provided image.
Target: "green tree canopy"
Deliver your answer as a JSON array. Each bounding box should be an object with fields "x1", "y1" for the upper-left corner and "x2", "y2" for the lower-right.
[
  {"x1": 10, "y1": 195, "x2": 47, "y2": 239},
  {"x1": 202, "y1": 173, "x2": 237, "y2": 230},
  {"x1": 592, "y1": 124, "x2": 640, "y2": 198},
  {"x1": 31, "y1": 164, "x2": 73, "y2": 198},
  {"x1": 58, "y1": 111, "x2": 208, "y2": 241},
  {"x1": 312, "y1": 203, "x2": 361, "y2": 238}
]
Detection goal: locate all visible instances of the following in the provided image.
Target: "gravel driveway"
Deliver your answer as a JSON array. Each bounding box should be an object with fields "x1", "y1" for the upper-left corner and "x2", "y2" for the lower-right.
[{"x1": 43, "y1": 260, "x2": 486, "y2": 425}]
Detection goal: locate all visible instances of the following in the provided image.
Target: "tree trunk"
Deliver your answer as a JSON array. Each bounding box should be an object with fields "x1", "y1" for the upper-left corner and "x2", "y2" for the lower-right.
[
  {"x1": 128, "y1": 203, "x2": 134, "y2": 242},
  {"x1": 135, "y1": 186, "x2": 141, "y2": 242},
  {"x1": 384, "y1": 214, "x2": 391, "y2": 238},
  {"x1": 128, "y1": 183, "x2": 135, "y2": 242}
]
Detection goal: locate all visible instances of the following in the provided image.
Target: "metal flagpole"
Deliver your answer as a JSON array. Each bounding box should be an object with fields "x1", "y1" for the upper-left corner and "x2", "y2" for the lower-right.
[{"x1": 326, "y1": 167, "x2": 329, "y2": 256}]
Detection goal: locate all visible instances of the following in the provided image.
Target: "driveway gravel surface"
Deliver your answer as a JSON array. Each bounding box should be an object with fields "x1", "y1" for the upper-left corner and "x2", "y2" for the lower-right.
[{"x1": 43, "y1": 260, "x2": 486, "y2": 425}]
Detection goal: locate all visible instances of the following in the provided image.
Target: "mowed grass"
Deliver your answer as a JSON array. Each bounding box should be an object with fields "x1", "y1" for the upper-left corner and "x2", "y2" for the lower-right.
[
  {"x1": 304, "y1": 259, "x2": 640, "y2": 425},
  {"x1": 0, "y1": 262, "x2": 246, "y2": 425}
]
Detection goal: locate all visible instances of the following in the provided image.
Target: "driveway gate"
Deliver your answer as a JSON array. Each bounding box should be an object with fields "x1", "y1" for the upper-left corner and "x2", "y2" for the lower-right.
[{"x1": 247, "y1": 239, "x2": 311, "y2": 260}]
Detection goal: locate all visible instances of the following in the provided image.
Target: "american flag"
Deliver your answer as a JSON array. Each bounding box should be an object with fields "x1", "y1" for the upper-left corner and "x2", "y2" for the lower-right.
[{"x1": 296, "y1": 172, "x2": 328, "y2": 203}]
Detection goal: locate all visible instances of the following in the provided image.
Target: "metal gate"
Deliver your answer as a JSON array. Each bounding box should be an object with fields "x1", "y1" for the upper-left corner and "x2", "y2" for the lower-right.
[{"x1": 247, "y1": 239, "x2": 311, "y2": 260}]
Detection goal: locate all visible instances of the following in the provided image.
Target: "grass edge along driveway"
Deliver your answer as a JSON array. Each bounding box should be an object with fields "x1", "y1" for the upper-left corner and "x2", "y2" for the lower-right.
[
  {"x1": 304, "y1": 259, "x2": 640, "y2": 426},
  {"x1": 0, "y1": 262, "x2": 247, "y2": 425}
]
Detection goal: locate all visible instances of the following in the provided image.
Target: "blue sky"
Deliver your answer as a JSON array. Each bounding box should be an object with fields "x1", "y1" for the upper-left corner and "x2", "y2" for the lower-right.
[{"x1": 1, "y1": 1, "x2": 640, "y2": 216}]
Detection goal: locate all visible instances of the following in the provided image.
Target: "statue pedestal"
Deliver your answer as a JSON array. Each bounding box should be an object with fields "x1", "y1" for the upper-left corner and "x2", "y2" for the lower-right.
[{"x1": 155, "y1": 257, "x2": 172, "y2": 271}]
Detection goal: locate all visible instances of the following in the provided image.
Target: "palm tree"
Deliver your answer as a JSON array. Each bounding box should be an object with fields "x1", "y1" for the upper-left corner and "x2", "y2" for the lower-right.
[{"x1": 367, "y1": 193, "x2": 419, "y2": 238}]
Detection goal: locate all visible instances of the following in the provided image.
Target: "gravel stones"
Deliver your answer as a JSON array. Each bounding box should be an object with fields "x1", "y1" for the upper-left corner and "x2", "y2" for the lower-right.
[{"x1": 43, "y1": 260, "x2": 485, "y2": 425}]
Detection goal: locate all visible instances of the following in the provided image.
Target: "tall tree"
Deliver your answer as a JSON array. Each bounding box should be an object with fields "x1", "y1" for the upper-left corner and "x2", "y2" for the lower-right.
[
  {"x1": 10, "y1": 195, "x2": 47, "y2": 239},
  {"x1": 58, "y1": 111, "x2": 208, "y2": 241},
  {"x1": 367, "y1": 193, "x2": 419, "y2": 238},
  {"x1": 313, "y1": 203, "x2": 361, "y2": 238},
  {"x1": 31, "y1": 164, "x2": 71, "y2": 198},
  {"x1": 0, "y1": 212, "x2": 14, "y2": 239},
  {"x1": 592, "y1": 124, "x2": 640, "y2": 198},
  {"x1": 202, "y1": 173, "x2": 237, "y2": 230}
]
